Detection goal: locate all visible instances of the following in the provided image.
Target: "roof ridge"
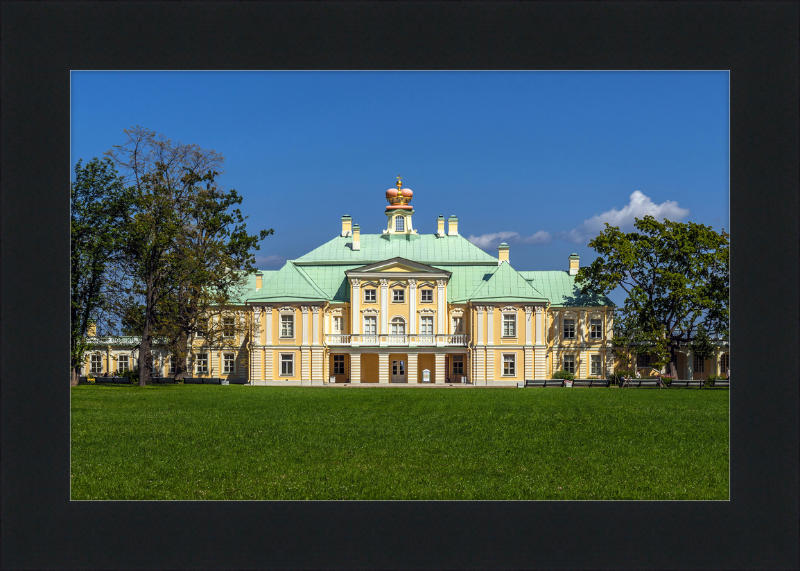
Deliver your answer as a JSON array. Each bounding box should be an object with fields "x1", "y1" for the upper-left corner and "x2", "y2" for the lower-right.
[{"x1": 290, "y1": 261, "x2": 331, "y2": 299}]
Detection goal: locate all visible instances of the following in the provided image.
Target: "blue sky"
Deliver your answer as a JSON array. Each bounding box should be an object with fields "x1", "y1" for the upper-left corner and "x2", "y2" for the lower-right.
[{"x1": 71, "y1": 71, "x2": 729, "y2": 306}]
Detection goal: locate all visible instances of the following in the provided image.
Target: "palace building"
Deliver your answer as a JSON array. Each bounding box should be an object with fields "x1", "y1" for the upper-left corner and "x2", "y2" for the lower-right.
[{"x1": 82, "y1": 178, "x2": 728, "y2": 384}]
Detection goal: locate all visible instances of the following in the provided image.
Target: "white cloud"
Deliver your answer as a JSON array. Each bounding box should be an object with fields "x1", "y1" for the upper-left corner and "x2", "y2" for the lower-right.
[
  {"x1": 255, "y1": 254, "x2": 286, "y2": 267},
  {"x1": 468, "y1": 230, "x2": 553, "y2": 250},
  {"x1": 556, "y1": 190, "x2": 690, "y2": 244}
]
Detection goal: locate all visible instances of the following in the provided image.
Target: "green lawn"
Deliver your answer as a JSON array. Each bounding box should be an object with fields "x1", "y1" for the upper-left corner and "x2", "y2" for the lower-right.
[{"x1": 71, "y1": 385, "x2": 729, "y2": 500}]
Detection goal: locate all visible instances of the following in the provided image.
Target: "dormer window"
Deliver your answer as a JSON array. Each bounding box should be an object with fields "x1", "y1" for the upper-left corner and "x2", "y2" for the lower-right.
[{"x1": 395, "y1": 216, "x2": 405, "y2": 232}]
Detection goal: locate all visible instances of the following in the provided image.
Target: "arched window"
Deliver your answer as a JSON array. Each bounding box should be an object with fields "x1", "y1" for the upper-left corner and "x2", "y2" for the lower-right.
[
  {"x1": 395, "y1": 216, "x2": 405, "y2": 232},
  {"x1": 390, "y1": 317, "x2": 406, "y2": 335}
]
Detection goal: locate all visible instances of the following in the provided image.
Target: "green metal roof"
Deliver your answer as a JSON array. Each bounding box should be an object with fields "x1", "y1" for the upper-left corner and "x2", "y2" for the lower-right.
[
  {"x1": 226, "y1": 270, "x2": 279, "y2": 304},
  {"x1": 517, "y1": 271, "x2": 613, "y2": 307},
  {"x1": 247, "y1": 261, "x2": 328, "y2": 303},
  {"x1": 294, "y1": 264, "x2": 363, "y2": 303},
  {"x1": 294, "y1": 234, "x2": 498, "y2": 264},
  {"x1": 431, "y1": 264, "x2": 497, "y2": 303},
  {"x1": 468, "y1": 262, "x2": 548, "y2": 303}
]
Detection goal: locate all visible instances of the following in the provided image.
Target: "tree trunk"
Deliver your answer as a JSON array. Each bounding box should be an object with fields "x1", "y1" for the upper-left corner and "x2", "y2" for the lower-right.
[
  {"x1": 139, "y1": 277, "x2": 155, "y2": 386},
  {"x1": 174, "y1": 330, "x2": 190, "y2": 381},
  {"x1": 71, "y1": 367, "x2": 81, "y2": 387},
  {"x1": 668, "y1": 345, "x2": 679, "y2": 379}
]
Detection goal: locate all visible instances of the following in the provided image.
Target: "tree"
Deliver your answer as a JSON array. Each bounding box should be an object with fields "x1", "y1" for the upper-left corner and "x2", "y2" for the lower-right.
[
  {"x1": 105, "y1": 127, "x2": 271, "y2": 385},
  {"x1": 690, "y1": 322, "x2": 716, "y2": 369},
  {"x1": 70, "y1": 158, "x2": 128, "y2": 386},
  {"x1": 577, "y1": 216, "x2": 729, "y2": 379}
]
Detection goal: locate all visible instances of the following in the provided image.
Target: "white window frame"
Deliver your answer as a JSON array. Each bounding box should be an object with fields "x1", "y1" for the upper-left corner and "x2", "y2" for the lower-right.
[
  {"x1": 563, "y1": 318, "x2": 576, "y2": 339},
  {"x1": 563, "y1": 354, "x2": 576, "y2": 374},
  {"x1": 452, "y1": 316, "x2": 464, "y2": 334},
  {"x1": 392, "y1": 289, "x2": 405, "y2": 303},
  {"x1": 420, "y1": 289, "x2": 433, "y2": 303},
  {"x1": 195, "y1": 320, "x2": 206, "y2": 338},
  {"x1": 390, "y1": 316, "x2": 406, "y2": 335},
  {"x1": 720, "y1": 353, "x2": 729, "y2": 372},
  {"x1": 223, "y1": 352, "x2": 235, "y2": 374},
  {"x1": 280, "y1": 353, "x2": 294, "y2": 376},
  {"x1": 502, "y1": 313, "x2": 516, "y2": 337},
  {"x1": 333, "y1": 354, "x2": 345, "y2": 375},
  {"x1": 117, "y1": 354, "x2": 129, "y2": 373},
  {"x1": 395, "y1": 216, "x2": 405, "y2": 232},
  {"x1": 590, "y1": 318, "x2": 603, "y2": 339},
  {"x1": 419, "y1": 315, "x2": 434, "y2": 335},
  {"x1": 332, "y1": 316, "x2": 343, "y2": 334},
  {"x1": 502, "y1": 353, "x2": 516, "y2": 376},
  {"x1": 452, "y1": 354, "x2": 465, "y2": 375},
  {"x1": 196, "y1": 353, "x2": 209, "y2": 374},
  {"x1": 590, "y1": 354, "x2": 601, "y2": 376},
  {"x1": 280, "y1": 314, "x2": 294, "y2": 338},
  {"x1": 364, "y1": 288, "x2": 376, "y2": 303},
  {"x1": 90, "y1": 354, "x2": 103, "y2": 374},
  {"x1": 223, "y1": 316, "x2": 235, "y2": 338},
  {"x1": 363, "y1": 315, "x2": 377, "y2": 335}
]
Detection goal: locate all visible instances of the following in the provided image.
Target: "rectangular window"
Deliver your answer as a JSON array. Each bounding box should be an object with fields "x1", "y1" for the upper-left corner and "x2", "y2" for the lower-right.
[
  {"x1": 392, "y1": 289, "x2": 405, "y2": 303},
  {"x1": 502, "y1": 353, "x2": 516, "y2": 376},
  {"x1": 332, "y1": 316, "x2": 343, "y2": 334},
  {"x1": 395, "y1": 216, "x2": 404, "y2": 231},
  {"x1": 196, "y1": 353, "x2": 208, "y2": 374},
  {"x1": 693, "y1": 354, "x2": 705, "y2": 372},
  {"x1": 280, "y1": 314, "x2": 294, "y2": 338},
  {"x1": 637, "y1": 353, "x2": 651, "y2": 367},
  {"x1": 280, "y1": 354, "x2": 294, "y2": 376},
  {"x1": 223, "y1": 353, "x2": 235, "y2": 374},
  {"x1": 420, "y1": 315, "x2": 434, "y2": 335},
  {"x1": 90, "y1": 354, "x2": 103, "y2": 374},
  {"x1": 195, "y1": 320, "x2": 206, "y2": 338},
  {"x1": 563, "y1": 354, "x2": 575, "y2": 374},
  {"x1": 452, "y1": 317, "x2": 464, "y2": 334},
  {"x1": 453, "y1": 355, "x2": 464, "y2": 375},
  {"x1": 591, "y1": 354, "x2": 601, "y2": 376},
  {"x1": 720, "y1": 353, "x2": 729, "y2": 373},
  {"x1": 590, "y1": 318, "x2": 602, "y2": 339},
  {"x1": 117, "y1": 354, "x2": 128, "y2": 373},
  {"x1": 364, "y1": 289, "x2": 376, "y2": 303},
  {"x1": 503, "y1": 314, "x2": 516, "y2": 337},
  {"x1": 563, "y1": 319, "x2": 575, "y2": 339},
  {"x1": 333, "y1": 354, "x2": 345, "y2": 375},
  {"x1": 223, "y1": 316, "x2": 235, "y2": 338},
  {"x1": 169, "y1": 356, "x2": 176, "y2": 375},
  {"x1": 421, "y1": 289, "x2": 433, "y2": 303},
  {"x1": 363, "y1": 316, "x2": 377, "y2": 335}
]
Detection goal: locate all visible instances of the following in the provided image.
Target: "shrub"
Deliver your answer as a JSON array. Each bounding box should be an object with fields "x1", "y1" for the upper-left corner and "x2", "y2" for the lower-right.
[
  {"x1": 552, "y1": 370, "x2": 575, "y2": 381},
  {"x1": 118, "y1": 367, "x2": 140, "y2": 384},
  {"x1": 705, "y1": 374, "x2": 718, "y2": 388}
]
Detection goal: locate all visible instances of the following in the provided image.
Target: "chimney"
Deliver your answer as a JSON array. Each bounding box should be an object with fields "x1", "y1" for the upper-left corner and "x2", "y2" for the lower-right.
[
  {"x1": 448, "y1": 215, "x2": 459, "y2": 236},
  {"x1": 352, "y1": 223, "x2": 361, "y2": 250},
  {"x1": 341, "y1": 215, "x2": 352, "y2": 237},
  {"x1": 437, "y1": 215, "x2": 446, "y2": 237},
  {"x1": 498, "y1": 242, "x2": 509, "y2": 265},
  {"x1": 568, "y1": 253, "x2": 579, "y2": 276},
  {"x1": 256, "y1": 272, "x2": 263, "y2": 289}
]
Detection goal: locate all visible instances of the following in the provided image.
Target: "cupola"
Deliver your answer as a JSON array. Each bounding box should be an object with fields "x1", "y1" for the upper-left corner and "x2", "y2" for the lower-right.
[{"x1": 383, "y1": 176, "x2": 417, "y2": 235}]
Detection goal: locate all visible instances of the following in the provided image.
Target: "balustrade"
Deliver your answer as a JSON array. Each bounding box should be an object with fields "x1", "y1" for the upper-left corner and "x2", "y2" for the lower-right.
[{"x1": 324, "y1": 334, "x2": 469, "y2": 347}]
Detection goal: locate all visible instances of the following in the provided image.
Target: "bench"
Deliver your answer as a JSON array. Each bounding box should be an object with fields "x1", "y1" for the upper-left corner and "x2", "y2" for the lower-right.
[
  {"x1": 184, "y1": 377, "x2": 202, "y2": 384},
  {"x1": 112, "y1": 377, "x2": 131, "y2": 384},
  {"x1": 572, "y1": 379, "x2": 610, "y2": 388},
  {"x1": 229, "y1": 378, "x2": 248, "y2": 385},
  {"x1": 151, "y1": 377, "x2": 175, "y2": 384},
  {"x1": 622, "y1": 378, "x2": 664, "y2": 388},
  {"x1": 203, "y1": 377, "x2": 221, "y2": 385},
  {"x1": 524, "y1": 379, "x2": 565, "y2": 387},
  {"x1": 95, "y1": 376, "x2": 114, "y2": 384},
  {"x1": 669, "y1": 379, "x2": 703, "y2": 388},
  {"x1": 711, "y1": 378, "x2": 730, "y2": 388}
]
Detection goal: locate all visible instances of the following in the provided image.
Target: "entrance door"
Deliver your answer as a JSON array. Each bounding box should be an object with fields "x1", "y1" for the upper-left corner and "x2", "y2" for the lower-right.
[{"x1": 391, "y1": 360, "x2": 406, "y2": 383}]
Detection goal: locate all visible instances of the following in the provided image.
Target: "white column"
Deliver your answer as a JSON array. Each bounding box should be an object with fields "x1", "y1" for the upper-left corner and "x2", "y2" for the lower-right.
[
  {"x1": 580, "y1": 310, "x2": 586, "y2": 344},
  {"x1": 435, "y1": 353, "x2": 446, "y2": 384},
  {"x1": 535, "y1": 306, "x2": 543, "y2": 345},
  {"x1": 264, "y1": 349, "x2": 272, "y2": 381},
  {"x1": 378, "y1": 352, "x2": 389, "y2": 383},
  {"x1": 554, "y1": 310, "x2": 560, "y2": 345},
  {"x1": 301, "y1": 306, "x2": 309, "y2": 345},
  {"x1": 380, "y1": 279, "x2": 389, "y2": 335},
  {"x1": 487, "y1": 306, "x2": 494, "y2": 345},
  {"x1": 436, "y1": 279, "x2": 446, "y2": 334},
  {"x1": 524, "y1": 306, "x2": 533, "y2": 346},
  {"x1": 476, "y1": 306, "x2": 485, "y2": 345},
  {"x1": 408, "y1": 279, "x2": 417, "y2": 334},
  {"x1": 265, "y1": 307, "x2": 273, "y2": 345},
  {"x1": 350, "y1": 279, "x2": 360, "y2": 335},
  {"x1": 687, "y1": 349, "x2": 693, "y2": 380},
  {"x1": 407, "y1": 352, "x2": 418, "y2": 384},
  {"x1": 351, "y1": 352, "x2": 361, "y2": 383},
  {"x1": 312, "y1": 306, "x2": 320, "y2": 345}
]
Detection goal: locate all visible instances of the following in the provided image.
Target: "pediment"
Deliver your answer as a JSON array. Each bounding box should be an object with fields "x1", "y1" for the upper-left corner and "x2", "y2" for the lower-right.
[{"x1": 345, "y1": 257, "x2": 452, "y2": 279}]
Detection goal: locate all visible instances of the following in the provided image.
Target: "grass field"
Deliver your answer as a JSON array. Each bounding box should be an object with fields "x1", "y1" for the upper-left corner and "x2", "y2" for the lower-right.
[{"x1": 71, "y1": 385, "x2": 729, "y2": 500}]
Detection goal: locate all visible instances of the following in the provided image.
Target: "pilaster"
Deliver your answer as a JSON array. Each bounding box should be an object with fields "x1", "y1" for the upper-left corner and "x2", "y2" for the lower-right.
[
  {"x1": 351, "y1": 352, "x2": 361, "y2": 383},
  {"x1": 301, "y1": 306, "x2": 309, "y2": 345},
  {"x1": 264, "y1": 306, "x2": 273, "y2": 345},
  {"x1": 524, "y1": 346, "x2": 533, "y2": 380},
  {"x1": 435, "y1": 353, "x2": 446, "y2": 384},
  {"x1": 407, "y1": 352, "x2": 418, "y2": 384},
  {"x1": 486, "y1": 348, "x2": 494, "y2": 383},
  {"x1": 408, "y1": 279, "x2": 417, "y2": 334},
  {"x1": 301, "y1": 347, "x2": 310, "y2": 384},
  {"x1": 378, "y1": 352, "x2": 390, "y2": 383},
  {"x1": 380, "y1": 278, "x2": 389, "y2": 335},
  {"x1": 312, "y1": 306, "x2": 320, "y2": 345},
  {"x1": 350, "y1": 278, "x2": 360, "y2": 335},
  {"x1": 524, "y1": 306, "x2": 533, "y2": 346},
  {"x1": 534, "y1": 346, "x2": 547, "y2": 379},
  {"x1": 436, "y1": 279, "x2": 447, "y2": 334},
  {"x1": 535, "y1": 305, "x2": 544, "y2": 345},
  {"x1": 487, "y1": 305, "x2": 494, "y2": 345}
]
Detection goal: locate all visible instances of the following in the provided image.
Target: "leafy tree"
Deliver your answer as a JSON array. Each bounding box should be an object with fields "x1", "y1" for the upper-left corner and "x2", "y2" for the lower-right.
[
  {"x1": 690, "y1": 322, "x2": 716, "y2": 365},
  {"x1": 577, "y1": 216, "x2": 729, "y2": 379},
  {"x1": 70, "y1": 158, "x2": 128, "y2": 386},
  {"x1": 105, "y1": 127, "x2": 270, "y2": 385}
]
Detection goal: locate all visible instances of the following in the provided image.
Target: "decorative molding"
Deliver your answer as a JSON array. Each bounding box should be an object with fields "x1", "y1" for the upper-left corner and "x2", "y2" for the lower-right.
[
  {"x1": 361, "y1": 281, "x2": 379, "y2": 288},
  {"x1": 501, "y1": 306, "x2": 517, "y2": 313},
  {"x1": 301, "y1": 306, "x2": 310, "y2": 314},
  {"x1": 362, "y1": 307, "x2": 380, "y2": 315},
  {"x1": 407, "y1": 278, "x2": 417, "y2": 287},
  {"x1": 350, "y1": 278, "x2": 361, "y2": 287},
  {"x1": 278, "y1": 306, "x2": 295, "y2": 314},
  {"x1": 311, "y1": 306, "x2": 320, "y2": 314},
  {"x1": 524, "y1": 306, "x2": 533, "y2": 315},
  {"x1": 329, "y1": 307, "x2": 344, "y2": 316},
  {"x1": 419, "y1": 281, "x2": 436, "y2": 288},
  {"x1": 253, "y1": 308, "x2": 261, "y2": 326},
  {"x1": 264, "y1": 306, "x2": 273, "y2": 314},
  {"x1": 476, "y1": 305, "x2": 486, "y2": 312},
  {"x1": 535, "y1": 305, "x2": 543, "y2": 314},
  {"x1": 379, "y1": 278, "x2": 390, "y2": 287},
  {"x1": 389, "y1": 281, "x2": 407, "y2": 288},
  {"x1": 418, "y1": 307, "x2": 436, "y2": 314},
  {"x1": 486, "y1": 305, "x2": 494, "y2": 314},
  {"x1": 436, "y1": 279, "x2": 447, "y2": 287},
  {"x1": 450, "y1": 308, "x2": 465, "y2": 317}
]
